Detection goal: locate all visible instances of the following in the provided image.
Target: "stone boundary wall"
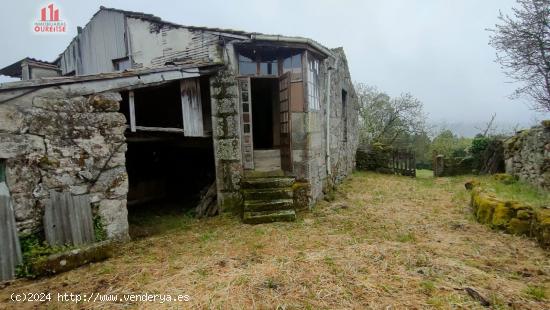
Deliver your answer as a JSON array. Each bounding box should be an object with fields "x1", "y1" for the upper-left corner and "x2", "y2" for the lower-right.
[
  {"x1": 433, "y1": 155, "x2": 474, "y2": 177},
  {"x1": 0, "y1": 91, "x2": 129, "y2": 240},
  {"x1": 504, "y1": 121, "x2": 550, "y2": 191},
  {"x1": 466, "y1": 181, "x2": 550, "y2": 248}
]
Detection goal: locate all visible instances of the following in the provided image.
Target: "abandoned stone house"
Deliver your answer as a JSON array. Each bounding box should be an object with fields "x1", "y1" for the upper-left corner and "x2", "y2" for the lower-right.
[{"x1": 0, "y1": 7, "x2": 358, "y2": 280}]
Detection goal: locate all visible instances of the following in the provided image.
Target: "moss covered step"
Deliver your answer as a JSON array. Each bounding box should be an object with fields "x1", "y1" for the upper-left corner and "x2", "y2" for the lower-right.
[
  {"x1": 244, "y1": 198, "x2": 294, "y2": 212},
  {"x1": 243, "y1": 188, "x2": 293, "y2": 201},
  {"x1": 244, "y1": 169, "x2": 285, "y2": 178},
  {"x1": 243, "y1": 209, "x2": 296, "y2": 224},
  {"x1": 241, "y1": 177, "x2": 295, "y2": 189}
]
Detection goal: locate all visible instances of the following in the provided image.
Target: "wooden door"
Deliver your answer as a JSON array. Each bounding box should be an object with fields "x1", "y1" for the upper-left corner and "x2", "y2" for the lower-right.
[
  {"x1": 181, "y1": 79, "x2": 204, "y2": 137},
  {"x1": 238, "y1": 77, "x2": 254, "y2": 170},
  {"x1": 279, "y1": 72, "x2": 292, "y2": 172}
]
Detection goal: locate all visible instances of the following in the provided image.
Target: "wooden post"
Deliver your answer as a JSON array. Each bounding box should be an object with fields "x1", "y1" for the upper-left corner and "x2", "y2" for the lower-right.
[
  {"x1": 0, "y1": 183, "x2": 22, "y2": 281},
  {"x1": 129, "y1": 90, "x2": 136, "y2": 132}
]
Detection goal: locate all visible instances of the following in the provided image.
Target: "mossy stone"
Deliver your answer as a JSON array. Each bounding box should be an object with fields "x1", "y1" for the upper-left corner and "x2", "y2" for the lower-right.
[
  {"x1": 507, "y1": 218, "x2": 531, "y2": 236},
  {"x1": 492, "y1": 202, "x2": 513, "y2": 228},
  {"x1": 493, "y1": 173, "x2": 516, "y2": 184}
]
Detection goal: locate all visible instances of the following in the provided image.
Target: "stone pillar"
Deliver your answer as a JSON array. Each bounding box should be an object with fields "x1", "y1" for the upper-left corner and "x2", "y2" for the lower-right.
[{"x1": 210, "y1": 68, "x2": 243, "y2": 213}]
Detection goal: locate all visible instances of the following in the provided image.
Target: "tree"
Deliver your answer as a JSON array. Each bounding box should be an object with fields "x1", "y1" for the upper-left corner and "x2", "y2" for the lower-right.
[
  {"x1": 356, "y1": 83, "x2": 427, "y2": 146},
  {"x1": 430, "y1": 130, "x2": 472, "y2": 158},
  {"x1": 489, "y1": 0, "x2": 550, "y2": 112}
]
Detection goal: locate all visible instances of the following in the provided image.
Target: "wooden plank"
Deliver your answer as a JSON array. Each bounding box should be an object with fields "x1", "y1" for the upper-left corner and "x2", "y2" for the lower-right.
[
  {"x1": 0, "y1": 183, "x2": 22, "y2": 282},
  {"x1": 134, "y1": 126, "x2": 185, "y2": 133},
  {"x1": 181, "y1": 79, "x2": 204, "y2": 137},
  {"x1": 44, "y1": 191, "x2": 94, "y2": 246},
  {"x1": 129, "y1": 90, "x2": 136, "y2": 132}
]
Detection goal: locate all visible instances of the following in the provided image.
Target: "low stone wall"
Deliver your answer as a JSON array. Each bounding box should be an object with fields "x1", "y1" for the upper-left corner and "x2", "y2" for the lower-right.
[
  {"x1": 0, "y1": 91, "x2": 129, "y2": 240},
  {"x1": 356, "y1": 144, "x2": 393, "y2": 173},
  {"x1": 466, "y1": 181, "x2": 550, "y2": 248},
  {"x1": 433, "y1": 155, "x2": 474, "y2": 177},
  {"x1": 504, "y1": 120, "x2": 550, "y2": 190}
]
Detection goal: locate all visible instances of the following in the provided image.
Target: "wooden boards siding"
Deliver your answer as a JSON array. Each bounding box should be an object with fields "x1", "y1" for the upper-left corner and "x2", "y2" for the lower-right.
[
  {"x1": 59, "y1": 10, "x2": 127, "y2": 75},
  {"x1": 44, "y1": 191, "x2": 95, "y2": 247},
  {"x1": 0, "y1": 182, "x2": 22, "y2": 282},
  {"x1": 181, "y1": 79, "x2": 204, "y2": 137}
]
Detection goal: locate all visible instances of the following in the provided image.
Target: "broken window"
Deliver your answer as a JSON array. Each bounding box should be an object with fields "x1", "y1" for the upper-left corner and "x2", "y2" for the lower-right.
[
  {"x1": 238, "y1": 55, "x2": 256, "y2": 75},
  {"x1": 113, "y1": 57, "x2": 131, "y2": 71},
  {"x1": 238, "y1": 49, "x2": 281, "y2": 76},
  {"x1": 307, "y1": 57, "x2": 320, "y2": 110},
  {"x1": 259, "y1": 60, "x2": 278, "y2": 76},
  {"x1": 283, "y1": 52, "x2": 302, "y2": 80}
]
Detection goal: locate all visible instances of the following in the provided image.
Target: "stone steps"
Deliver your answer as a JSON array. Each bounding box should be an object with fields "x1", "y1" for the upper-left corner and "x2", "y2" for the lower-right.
[
  {"x1": 243, "y1": 209, "x2": 296, "y2": 224},
  {"x1": 241, "y1": 177, "x2": 295, "y2": 189},
  {"x1": 241, "y1": 175, "x2": 296, "y2": 224},
  {"x1": 242, "y1": 188, "x2": 293, "y2": 201},
  {"x1": 244, "y1": 199, "x2": 294, "y2": 212},
  {"x1": 253, "y1": 149, "x2": 281, "y2": 172}
]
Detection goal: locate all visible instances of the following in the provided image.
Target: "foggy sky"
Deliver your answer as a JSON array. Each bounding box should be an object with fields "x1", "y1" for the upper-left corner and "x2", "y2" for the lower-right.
[{"x1": 1, "y1": 0, "x2": 548, "y2": 132}]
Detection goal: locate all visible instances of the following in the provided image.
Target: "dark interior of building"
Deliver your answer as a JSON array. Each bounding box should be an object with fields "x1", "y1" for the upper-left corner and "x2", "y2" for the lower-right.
[
  {"x1": 118, "y1": 80, "x2": 215, "y2": 237},
  {"x1": 251, "y1": 78, "x2": 279, "y2": 149}
]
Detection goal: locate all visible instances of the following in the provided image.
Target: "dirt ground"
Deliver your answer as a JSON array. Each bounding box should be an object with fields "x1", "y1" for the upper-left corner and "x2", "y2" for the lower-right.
[{"x1": 1, "y1": 172, "x2": 549, "y2": 309}]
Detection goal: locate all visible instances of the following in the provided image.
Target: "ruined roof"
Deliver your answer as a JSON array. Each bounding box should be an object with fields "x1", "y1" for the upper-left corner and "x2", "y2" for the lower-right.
[
  {"x1": 0, "y1": 58, "x2": 59, "y2": 79},
  {"x1": 98, "y1": 6, "x2": 256, "y2": 37},
  {"x1": 96, "y1": 6, "x2": 333, "y2": 56},
  {"x1": 0, "y1": 63, "x2": 217, "y2": 92}
]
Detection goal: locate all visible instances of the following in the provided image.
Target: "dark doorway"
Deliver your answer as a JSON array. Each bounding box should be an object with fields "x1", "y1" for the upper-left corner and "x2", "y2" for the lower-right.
[
  {"x1": 124, "y1": 134, "x2": 215, "y2": 238},
  {"x1": 118, "y1": 86, "x2": 215, "y2": 239},
  {"x1": 251, "y1": 78, "x2": 279, "y2": 149}
]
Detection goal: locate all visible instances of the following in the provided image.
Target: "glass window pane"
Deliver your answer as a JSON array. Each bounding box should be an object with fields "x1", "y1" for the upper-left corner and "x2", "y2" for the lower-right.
[
  {"x1": 239, "y1": 61, "x2": 256, "y2": 75},
  {"x1": 260, "y1": 62, "x2": 268, "y2": 75},
  {"x1": 239, "y1": 55, "x2": 253, "y2": 62},
  {"x1": 269, "y1": 61, "x2": 277, "y2": 75},
  {"x1": 283, "y1": 57, "x2": 292, "y2": 71},
  {"x1": 292, "y1": 54, "x2": 301, "y2": 68}
]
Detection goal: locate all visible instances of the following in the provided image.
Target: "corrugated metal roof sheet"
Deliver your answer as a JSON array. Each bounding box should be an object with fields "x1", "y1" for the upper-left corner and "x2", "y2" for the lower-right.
[{"x1": 0, "y1": 63, "x2": 217, "y2": 91}]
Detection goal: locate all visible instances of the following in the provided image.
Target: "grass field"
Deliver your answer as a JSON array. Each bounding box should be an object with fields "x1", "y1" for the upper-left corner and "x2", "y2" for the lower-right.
[{"x1": 1, "y1": 172, "x2": 549, "y2": 309}]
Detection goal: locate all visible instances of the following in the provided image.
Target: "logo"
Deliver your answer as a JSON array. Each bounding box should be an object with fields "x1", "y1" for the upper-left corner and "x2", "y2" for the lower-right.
[{"x1": 33, "y1": 3, "x2": 66, "y2": 33}]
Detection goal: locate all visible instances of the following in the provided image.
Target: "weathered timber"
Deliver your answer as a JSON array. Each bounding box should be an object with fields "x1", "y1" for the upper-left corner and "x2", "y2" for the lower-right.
[
  {"x1": 44, "y1": 191, "x2": 95, "y2": 246},
  {"x1": 0, "y1": 183, "x2": 22, "y2": 282}
]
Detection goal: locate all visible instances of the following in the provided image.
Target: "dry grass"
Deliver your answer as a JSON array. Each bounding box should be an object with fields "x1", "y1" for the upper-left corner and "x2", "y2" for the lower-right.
[{"x1": 1, "y1": 172, "x2": 549, "y2": 309}]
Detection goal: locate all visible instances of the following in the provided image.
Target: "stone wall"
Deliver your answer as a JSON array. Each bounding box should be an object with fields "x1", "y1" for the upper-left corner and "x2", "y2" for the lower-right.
[
  {"x1": 504, "y1": 121, "x2": 550, "y2": 191},
  {"x1": 466, "y1": 180, "x2": 550, "y2": 248},
  {"x1": 293, "y1": 48, "x2": 359, "y2": 205},
  {"x1": 327, "y1": 48, "x2": 359, "y2": 185},
  {"x1": 0, "y1": 90, "x2": 129, "y2": 240},
  {"x1": 305, "y1": 48, "x2": 358, "y2": 202}
]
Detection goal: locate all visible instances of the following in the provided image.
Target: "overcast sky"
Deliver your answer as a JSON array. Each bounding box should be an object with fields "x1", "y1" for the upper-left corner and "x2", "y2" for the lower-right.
[{"x1": 1, "y1": 0, "x2": 548, "y2": 133}]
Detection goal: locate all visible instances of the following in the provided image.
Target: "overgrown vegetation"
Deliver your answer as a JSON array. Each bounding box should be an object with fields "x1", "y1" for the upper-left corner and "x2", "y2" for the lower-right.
[
  {"x1": 93, "y1": 214, "x2": 107, "y2": 242},
  {"x1": 478, "y1": 174, "x2": 550, "y2": 208},
  {"x1": 3, "y1": 173, "x2": 548, "y2": 308},
  {"x1": 16, "y1": 233, "x2": 71, "y2": 278}
]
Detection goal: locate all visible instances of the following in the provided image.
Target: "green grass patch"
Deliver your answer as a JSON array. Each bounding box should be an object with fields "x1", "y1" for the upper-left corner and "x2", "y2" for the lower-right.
[
  {"x1": 478, "y1": 175, "x2": 550, "y2": 208},
  {"x1": 416, "y1": 169, "x2": 433, "y2": 179},
  {"x1": 524, "y1": 285, "x2": 547, "y2": 301}
]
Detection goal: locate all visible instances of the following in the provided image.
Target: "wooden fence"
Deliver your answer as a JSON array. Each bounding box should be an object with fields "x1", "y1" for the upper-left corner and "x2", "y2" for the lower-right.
[{"x1": 390, "y1": 149, "x2": 416, "y2": 177}]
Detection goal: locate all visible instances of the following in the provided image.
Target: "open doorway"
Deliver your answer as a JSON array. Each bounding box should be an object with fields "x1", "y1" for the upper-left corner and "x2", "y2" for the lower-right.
[
  {"x1": 251, "y1": 78, "x2": 279, "y2": 149},
  {"x1": 118, "y1": 79, "x2": 215, "y2": 238}
]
